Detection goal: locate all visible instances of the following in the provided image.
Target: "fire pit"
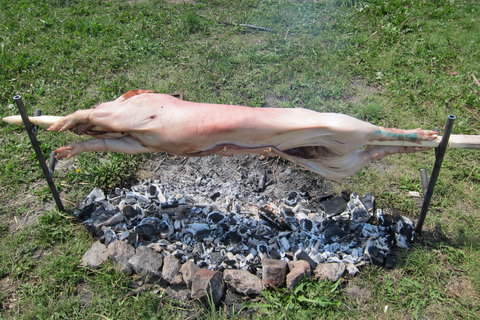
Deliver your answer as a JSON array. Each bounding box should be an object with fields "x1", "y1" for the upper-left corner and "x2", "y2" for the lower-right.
[{"x1": 77, "y1": 155, "x2": 415, "y2": 303}]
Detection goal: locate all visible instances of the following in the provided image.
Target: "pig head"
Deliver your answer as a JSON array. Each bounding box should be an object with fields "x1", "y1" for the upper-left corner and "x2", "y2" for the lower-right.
[{"x1": 47, "y1": 90, "x2": 437, "y2": 179}]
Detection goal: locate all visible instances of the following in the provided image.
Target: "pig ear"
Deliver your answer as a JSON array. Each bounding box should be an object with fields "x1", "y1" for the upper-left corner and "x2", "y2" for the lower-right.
[{"x1": 116, "y1": 89, "x2": 154, "y2": 102}]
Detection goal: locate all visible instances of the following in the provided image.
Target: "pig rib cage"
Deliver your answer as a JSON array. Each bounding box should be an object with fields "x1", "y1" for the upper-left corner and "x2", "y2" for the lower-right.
[{"x1": 12, "y1": 94, "x2": 456, "y2": 233}]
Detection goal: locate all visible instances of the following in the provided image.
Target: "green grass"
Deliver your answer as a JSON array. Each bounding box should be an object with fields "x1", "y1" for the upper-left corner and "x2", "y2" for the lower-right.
[{"x1": 1, "y1": 0, "x2": 479, "y2": 319}]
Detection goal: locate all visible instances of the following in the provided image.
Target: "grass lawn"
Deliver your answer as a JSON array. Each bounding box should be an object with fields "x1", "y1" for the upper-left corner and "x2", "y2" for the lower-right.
[{"x1": 1, "y1": 0, "x2": 479, "y2": 319}]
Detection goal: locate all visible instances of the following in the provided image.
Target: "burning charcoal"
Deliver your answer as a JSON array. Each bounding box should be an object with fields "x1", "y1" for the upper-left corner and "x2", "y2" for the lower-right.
[
  {"x1": 259, "y1": 206, "x2": 291, "y2": 231},
  {"x1": 209, "y1": 251, "x2": 225, "y2": 265},
  {"x1": 147, "y1": 184, "x2": 157, "y2": 198},
  {"x1": 90, "y1": 207, "x2": 119, "y2": 224},
  {"x1": 281, "y1": 207, "x2": 294, "y2": 218},
  {"x1": 341, "y1": 190, "x2": 351, "y2": 201},
  {"x1": 185, "y1": 223, "x2": 210, "y2": 237},
  {"x1": 133, "y1": 217, "x2": 160, "y2": 240},
  {"x1": 294, "y1": 250, "x2": 316, "y2": 269},
  {"x1": 268, "y1": 246, "x2": 281, "y2": 259},
  {"x1": 348, "y1": 193, "x2": 372, "y2": 223},
  {"x1": 299, "y1": 219, "x2": 314, "y2": 233},
  {"x1": 135, "y1": 224, "x2": 156, "y2": 241},
  {"x1": 309, "y1": 252, "x2": 325, "y2": 265},
  {"x1": 102, "y1": 227, "x2": 117, "y2": 246},
  {"x1": 257, "y1": 244, "x2": 268, "y2": 256},
  {"x1": 122, "y1": 205, "x2": 141, "y2": 220},
  {"x1": 257, "y1": 169, "x2": 268, "y2": 192},
  {"x1": 158, "y1": 221, "x2": 174, "y2": 238},
  {"x1": 361, "y1": 193, "x2": 375, "y2": 213},
  {"x1": 96, "y1": 212, "x2": 124, "y2": 228},
  {"x1": 351, "y1": 207, "x2": 370, "y2": 224},
  {"x1": 366, "y1": 246, "x2": 385, "y2": 266},
  {"x1": 278, "y1": 237, "x2": 291, "y2": 252},
  {"x1": 385, "y1": 254, "x2": 395, "y2": 269},
  {"x1": 284, "y1": 191, "x2": 300, "y2": 206},
  {"x1": 322, "y1": 196, "x2": 348, "y2": 217},
  {"x1": 394, "y1": 216, "x2": 415, "y2": 248},
  {"x1": 82, "y1": 188, "x2": 106, "y2": 207},
  {"x1": 323, "y1": 224, "x2": 346, "y2": 241},
  {"x1": 173, "y1": 219, "x2": 182, "y2": 231},
  {"x1": 207, "y1": 211, "x2": 225, "y2": 224},
  {"x1": 224, "y1": 231, "x2": 241, "y2": 245},
  {"x1": 210, "y1": 192, "x2": 221, "y2": 201},
  {"x1": 201, "y1": 206, "x2": 213, "y2": 215},
  {"x1": 361, "y1": 223, "x2": 380, "y2": 238},
  {"x1": 254, "y1": 224, "x2": 275, "y2": 238},
  {"x1": 237, "y1": 225, "x2": 251, "y2": 238},
  {"x1": 73, "y1": 203, "x2": 96, "y2": 221}
]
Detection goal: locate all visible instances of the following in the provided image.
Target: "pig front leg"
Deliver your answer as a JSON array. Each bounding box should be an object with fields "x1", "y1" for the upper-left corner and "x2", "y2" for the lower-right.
[
  {"x1": 55, "y1": 136, "x2": 157, "y2": 159},
  {"x1": 47, "y1": 109, "x2": 93, "y2": 133}
]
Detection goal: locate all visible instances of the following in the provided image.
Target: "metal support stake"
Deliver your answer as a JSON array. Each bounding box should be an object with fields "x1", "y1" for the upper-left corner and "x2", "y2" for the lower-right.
[
  {"x1": 13, "y1": 95, "x2": 65, "y2": 212},
  {"x1": 420, "y1": 169, "x2": 429, "y2": 196},
  {"x1": 32, "y1": 109, "x2": 41, "y2": 136},
  {"x1": 415, "y1": 115, "x2": 456, "y2": 234}
]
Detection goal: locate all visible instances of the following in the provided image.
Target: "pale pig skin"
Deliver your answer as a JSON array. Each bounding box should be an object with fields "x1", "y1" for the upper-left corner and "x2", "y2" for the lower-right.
[{"x1": 47, "y1": 90, "x2": 437, "y2": 179}]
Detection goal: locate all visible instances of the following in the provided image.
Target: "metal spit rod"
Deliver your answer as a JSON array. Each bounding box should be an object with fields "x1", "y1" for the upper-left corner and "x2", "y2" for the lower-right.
[
  {"x1": 13, "y1": 95, "x2": 65, "y2": 212},
  {"x1": 415, "y1": 115, "x2": 456, "y2": 234}
]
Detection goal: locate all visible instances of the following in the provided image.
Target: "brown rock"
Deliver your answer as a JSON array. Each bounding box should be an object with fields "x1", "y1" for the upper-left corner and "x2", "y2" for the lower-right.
[
  {"x1": 162, "y1": 255, "x2": 183, "y2": 285},
  {"x1": 108, "y1": 240, "x2": 135, "y2": 273},
  {"x1": 261, "y1": 258, "x2": 288, "y2": 288},
  {"x1": 81, "y1": 241, "x2": 109, "y2": 269},
  {"x1": 179, "y1": 261, "x2": 200, "y2": 288},
  {"x1": 314, "y1": 263, "x2": 345, "y2": 282},
  {"x1": 223, "y1": 269, "x2": 264, "y2": 295},
  {"x1": 191, "y1": 269, "x2": 225, "y2": 304},
  {"x1": 286, "y1": 260, "x2": 311, "y2": 290}
]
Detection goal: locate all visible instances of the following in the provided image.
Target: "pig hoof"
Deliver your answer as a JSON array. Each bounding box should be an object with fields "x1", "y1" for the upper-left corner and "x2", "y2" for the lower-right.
[{"x1": 414, "y1": 129, "x2": 438, "y2": 141}]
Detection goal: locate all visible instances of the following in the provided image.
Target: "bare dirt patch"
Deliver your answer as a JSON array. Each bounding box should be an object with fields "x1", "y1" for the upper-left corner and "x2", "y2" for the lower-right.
[
  {"x1": 343, "y1": 79, "x2": 380, "y2": 104},
  {"x1": 0, "y1": 277, "x2": 20, "y2": 313},
  {"x1": 446, "y1": 275, "x2": 479, "y2": 307}
]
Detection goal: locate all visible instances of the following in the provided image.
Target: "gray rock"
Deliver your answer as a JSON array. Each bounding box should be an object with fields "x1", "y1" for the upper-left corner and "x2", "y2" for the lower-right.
[
  {"x1": 127, "y1": 246, "x2": 163, "y2": 282},
  {"x1": 261, "y1": 258, "x2": 287, "y2": 288},
  {"x1": 108, "y1": 240, "x2": 135, "y2": 273},
  {"x1": 191, "y1": 268, "x2": 225, "y2": 305},
  {"x1": 314, "y1": 263, "x2": 346, "y2": 282},
  {"x1": 223, "y1": 269, "x2": 264, "y2": 296},
  {"x1": 180, "y1": 261, "x2": 200, "y2": 288},
  {"x1": 162, "y1": 255, "x2": 183, "y2": 285},
  {"x1": 81, "y1": 241, "x2": 109, "y2": 268},
  {"x1": 165, "y1": 284, "x2": 191, "y2": 302},
  {"x1": 286, "y1": 260, "x2": 311, "y2": 290}
]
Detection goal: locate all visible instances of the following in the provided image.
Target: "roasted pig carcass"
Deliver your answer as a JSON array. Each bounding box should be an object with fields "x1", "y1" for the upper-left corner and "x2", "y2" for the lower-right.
[{"x1": 3, "y1": 90, "x2": 459, "y2": 179}]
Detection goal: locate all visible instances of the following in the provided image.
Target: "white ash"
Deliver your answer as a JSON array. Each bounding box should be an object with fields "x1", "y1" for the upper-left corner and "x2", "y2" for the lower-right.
[{"x1": 74, "y1": 179, "x2": 415, "y2": 275}]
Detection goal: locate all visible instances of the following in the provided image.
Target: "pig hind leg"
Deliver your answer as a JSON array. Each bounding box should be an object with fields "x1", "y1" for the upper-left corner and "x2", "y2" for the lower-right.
[
  {"x1": 55, "y1": 136, "x2": 156, "y2": 159},
  {"x1": 370, "y1": 127, "x2": 438, "y2": 142}
]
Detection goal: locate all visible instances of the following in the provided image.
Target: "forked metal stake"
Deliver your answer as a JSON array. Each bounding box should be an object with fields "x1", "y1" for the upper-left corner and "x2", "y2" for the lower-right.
[
  {"x1": 13, "y1": 95, "x2": 65, "y2": 212},
  {"x1": 416, "y1": 115, "x2": 456, "y2": 234}
]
